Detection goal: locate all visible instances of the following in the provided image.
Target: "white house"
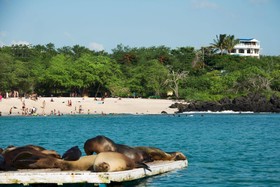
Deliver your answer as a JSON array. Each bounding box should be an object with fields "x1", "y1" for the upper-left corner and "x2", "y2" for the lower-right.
[{"x1": 230, "y1": 38, "x2": 260, "y2": 58}]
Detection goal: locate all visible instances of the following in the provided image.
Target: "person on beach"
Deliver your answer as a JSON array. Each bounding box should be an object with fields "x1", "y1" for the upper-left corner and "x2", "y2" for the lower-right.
[
  {"x1": 22, "y1": 101, "x2": 25, "y2": 110},
  {"x1": 67, "y1": 100, "x2": 72, "y2": 106},
  {"x1": 0, "y1": 94, "x2": 2, "y2": 102},
  {"x1": 41, "y1": 100, "x2": 46, "y2": 115}
]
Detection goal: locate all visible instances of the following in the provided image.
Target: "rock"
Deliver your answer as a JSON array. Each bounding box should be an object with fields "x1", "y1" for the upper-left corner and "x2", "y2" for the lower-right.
[{"x1": 170, "y1": 93, "x2": 280, "y2": 113}]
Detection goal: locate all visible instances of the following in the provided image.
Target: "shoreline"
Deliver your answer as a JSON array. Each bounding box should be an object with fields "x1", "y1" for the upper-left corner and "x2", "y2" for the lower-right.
[{"x1": 0, "y1": 97, "x2": 177, "y2": 116}]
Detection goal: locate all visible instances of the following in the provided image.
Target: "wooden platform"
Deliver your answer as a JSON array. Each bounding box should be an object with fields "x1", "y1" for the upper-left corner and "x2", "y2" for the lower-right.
[{"x1": 0, "y1": 160, "x2": 188, "y2": 185}]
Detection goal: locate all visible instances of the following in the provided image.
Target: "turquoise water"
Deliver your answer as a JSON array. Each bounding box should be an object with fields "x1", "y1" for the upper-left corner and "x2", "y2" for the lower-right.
[{"x1": 0, "y1": 114, "x2": 280, "y2": 186}]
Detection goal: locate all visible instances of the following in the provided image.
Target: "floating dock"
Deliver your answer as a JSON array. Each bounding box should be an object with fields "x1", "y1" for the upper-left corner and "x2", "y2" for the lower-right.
[{"x1": 0, "y1": 160, "x2": 188, "y2": 186}]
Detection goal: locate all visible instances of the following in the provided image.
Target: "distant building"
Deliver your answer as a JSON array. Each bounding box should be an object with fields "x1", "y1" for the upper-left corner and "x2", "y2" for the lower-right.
[{"x1": 230, "y1": 38, "x2": 260, "y2": 58}]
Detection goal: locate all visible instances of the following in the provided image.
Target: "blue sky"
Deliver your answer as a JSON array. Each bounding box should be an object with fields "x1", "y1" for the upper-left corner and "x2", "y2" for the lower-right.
[{"x1": 0, "y1": 0, "x2": 279, "y2": 55}]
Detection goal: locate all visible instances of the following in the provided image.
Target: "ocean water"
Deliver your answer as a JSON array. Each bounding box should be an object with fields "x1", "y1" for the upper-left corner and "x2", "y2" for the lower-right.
[{"x1": 0, "y1": 114, "x2": 280, "y2": 187}]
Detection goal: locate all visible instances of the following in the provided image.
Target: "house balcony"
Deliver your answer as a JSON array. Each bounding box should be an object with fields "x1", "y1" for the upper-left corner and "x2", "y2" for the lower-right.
[{"x1": 234, "y1": 43, "x2": 260, "y2": 49}]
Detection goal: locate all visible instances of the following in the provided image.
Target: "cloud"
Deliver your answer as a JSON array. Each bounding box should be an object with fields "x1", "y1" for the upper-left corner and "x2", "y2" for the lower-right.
[
  {"x1": 11, "y1": 40, "x2": 30, "y2": 46},
  {"x1": 88, "y1": 42, "x2": 104, "y2": 51},
  {"x1": 192, "y1": 0, "x2": 219, "y2": 9}
]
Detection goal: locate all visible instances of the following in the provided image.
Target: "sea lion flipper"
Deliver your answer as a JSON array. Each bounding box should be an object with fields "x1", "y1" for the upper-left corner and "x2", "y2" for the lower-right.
[
  {"x1": 136, "y1": 162, "x2": 152, "y2": 172},
  {"x1": 12, "y1": 151, "x2": 40, "y2": 169},
  {"x1": 12, "y1": 151, "x2": 35, "y2": 162}
]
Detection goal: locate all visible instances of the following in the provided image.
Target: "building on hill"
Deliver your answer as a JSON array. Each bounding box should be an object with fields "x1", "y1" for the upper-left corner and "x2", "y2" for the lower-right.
[{"x1": 230, "y1": 38, "x2": 260, "y2": 58}]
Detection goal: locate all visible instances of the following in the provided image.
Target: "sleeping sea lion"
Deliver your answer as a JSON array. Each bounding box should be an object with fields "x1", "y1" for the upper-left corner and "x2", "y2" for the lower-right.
[
  {"x1": 1, "y1": 145, "x2": 61, "y2": 170},
  {"x1": 93, "y1": 152, "x2": 151, "y2": 172},
  {"x1": 62, "y1": 146, "x2": 82, "y2": 161},
  {"x1": 12, "y1": 151, "x2": 60, "y2": 170},
  {"x1": 59, "y1": 155, "x2": 97, "y2": 171},
  {"x1": 116, "y1": 143, "x2": 152, "y2": 163},
  {"x1": 135, "y1": 146, "x2": 186, "y2": 161},
  {"x1": 12, "y1": 151, "x2": 97, "y2": 171},
  {"x1": 84, "y1": 135, "x2": 116, "y2": 155},
  {"x1": 84, "y1": 135, "x2": 151, "y2": 163}
]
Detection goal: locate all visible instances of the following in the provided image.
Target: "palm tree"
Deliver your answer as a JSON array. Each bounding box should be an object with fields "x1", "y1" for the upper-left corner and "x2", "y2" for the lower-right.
[
  {"x1": 224, "y1": 35, "x2": 239, "y2": 54},
  {"x1": 211, "y1": 34, "x2": 227, "y2": 55}
]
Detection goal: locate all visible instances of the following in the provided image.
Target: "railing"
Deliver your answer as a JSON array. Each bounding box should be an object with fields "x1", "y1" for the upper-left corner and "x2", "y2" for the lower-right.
[{"x1": 235, "y1": 43, "x2": 260, "y2": 48}]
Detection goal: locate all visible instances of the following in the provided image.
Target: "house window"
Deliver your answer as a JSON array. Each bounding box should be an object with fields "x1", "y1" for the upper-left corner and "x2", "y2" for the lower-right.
[
  {"x1": 247, "y1": 49, "x2": 251, "y2": 54},
  {"x1": 239, "y1": 49, "x2": 244, "y2": 53}
]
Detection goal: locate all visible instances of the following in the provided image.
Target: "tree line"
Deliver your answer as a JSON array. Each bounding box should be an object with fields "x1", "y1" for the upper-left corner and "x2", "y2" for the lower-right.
[{"x1": 0, "y1": 35, "x2": 279, "y2": 101}]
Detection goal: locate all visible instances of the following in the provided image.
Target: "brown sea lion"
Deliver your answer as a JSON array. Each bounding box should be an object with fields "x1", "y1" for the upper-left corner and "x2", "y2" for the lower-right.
[
  {"x1": 84, "y1": 135, "x2": 116, "y2": 155},
  {"x1": 2, "y1": 145, "x2": 60, "y2": 159},
  {"x1": 26, "y1": 145, "x2": 61, "y2": 158},
  {"x1": 62, "y1": 146, "x2": 82, "y2": 161},
  {"x1": 93, "y1": 152, "x2": 151, "y2": 172},
  {"x1": 135, "y1": 146, "x2": 186, "y2": 161},
  {"x1": 115, "y1": 143, "x2": 152, "y2": 163},
  {"x1": 12, "y1": 151, "x2": 60, "y2": 170},
  {"x1": 84, "y1": 135, "x2": 151, "y2": 163},
  {"x1": 1, "y1": 145, "x2": 61, "y2": 170}
]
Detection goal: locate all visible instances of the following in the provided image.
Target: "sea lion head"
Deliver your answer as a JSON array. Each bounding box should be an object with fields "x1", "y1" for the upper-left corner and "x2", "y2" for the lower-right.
[
  {"x1": 62, "y1": 146, "x2": 82, "y2": 161},
  {"x1": 84, "y1": 135, "x2": 116, "y2": 155},
  {"x1": 93, "y1": 162, "x2": 110, "y2": 172}
]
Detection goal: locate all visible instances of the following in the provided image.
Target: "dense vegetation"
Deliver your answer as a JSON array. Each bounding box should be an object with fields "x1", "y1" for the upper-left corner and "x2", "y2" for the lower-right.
[{"x1": 0, "y1": 41, "x2": 279, "y2": 101}]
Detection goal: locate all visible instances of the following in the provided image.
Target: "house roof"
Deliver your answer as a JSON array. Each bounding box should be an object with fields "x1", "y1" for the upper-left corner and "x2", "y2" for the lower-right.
[{"x1": 239, "y1": 38, "x2": 259, "y2": 42}]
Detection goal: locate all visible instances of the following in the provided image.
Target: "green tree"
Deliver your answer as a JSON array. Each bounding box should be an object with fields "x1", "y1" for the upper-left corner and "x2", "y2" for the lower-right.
[
  {"x1": 141, "y1": 60, "x2": 169, "y2": 96},
  {"x1": 171, "y1": 47, "x2": 195, "y2": 71},
  {"x1": 72, "y1": 54, "x2": 123, "y2": 96},
  {"x1": 233, "y1": 66, "x2": 271, "y2": 93},
  {"x1": 43, "y1": 54, "x2": 72, "y2": 94},
  {"x1": 211, "y1": 34, "x2": 227, "y2": 55},
  {"x1": 0, "y1": 53, "x2": 14, "y2": 92},
  {"x1": 224, "y1": 35, "x2": 239, "y2": 54}
]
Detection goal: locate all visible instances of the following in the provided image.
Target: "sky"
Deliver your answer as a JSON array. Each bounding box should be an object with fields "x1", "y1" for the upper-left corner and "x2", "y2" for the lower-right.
[{"x1": 0, "y1": 0, "x2": 280, "y2": 55}]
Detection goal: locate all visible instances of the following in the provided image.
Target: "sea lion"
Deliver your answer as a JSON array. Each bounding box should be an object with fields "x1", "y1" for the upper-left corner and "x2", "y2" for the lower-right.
[
  {"x1": 12, "y1": 151, "x2": 97, "y2": 171},
  {"x1": 26, "y1": 145, "x2": 61, "y2": 158},
  {"x1": 2, "y1": 145, "x2": 60, "y2": 159},
  {"x1": 84, "y1": 135, "x2": 151, "y2": 163},
  {"x1": 166, "y1": 151, "x2": 187, "y2": 161},
  {"x1": 115, "y1": 143, "x2": 152, "y2": 163},
  {"x1": 135, "y1": 146, "x2": 186, "y2": 161},
  {"x1": 1, "y1": 145, "x2": 61, "y2": 170},
  {"x1": 93, "y1": 152, "x2": 151, "y2": 172},
  {"x1": 12, "y1": 151, "x2": 60, "y2": 170},
  {"x1": 84, "y1": 135, "x2": 116, "y2": 155},
  {"x1": 62, "y1": 146, "x2": 82, "y2": 161},
  {"x1": 59, "y1": 155, "x2": 97, "y2": 171}
]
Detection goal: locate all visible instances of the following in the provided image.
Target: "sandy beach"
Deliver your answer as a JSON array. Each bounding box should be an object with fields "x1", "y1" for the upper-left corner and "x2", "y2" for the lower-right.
[{"x1": 0, "y1": 97, "x2": 177, "y2": 116}]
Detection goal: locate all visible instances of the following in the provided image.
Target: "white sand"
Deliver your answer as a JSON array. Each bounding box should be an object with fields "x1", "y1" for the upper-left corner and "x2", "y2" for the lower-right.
[{"x1": 0, "y1": 97, "x2": 177, "y2": 116}]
